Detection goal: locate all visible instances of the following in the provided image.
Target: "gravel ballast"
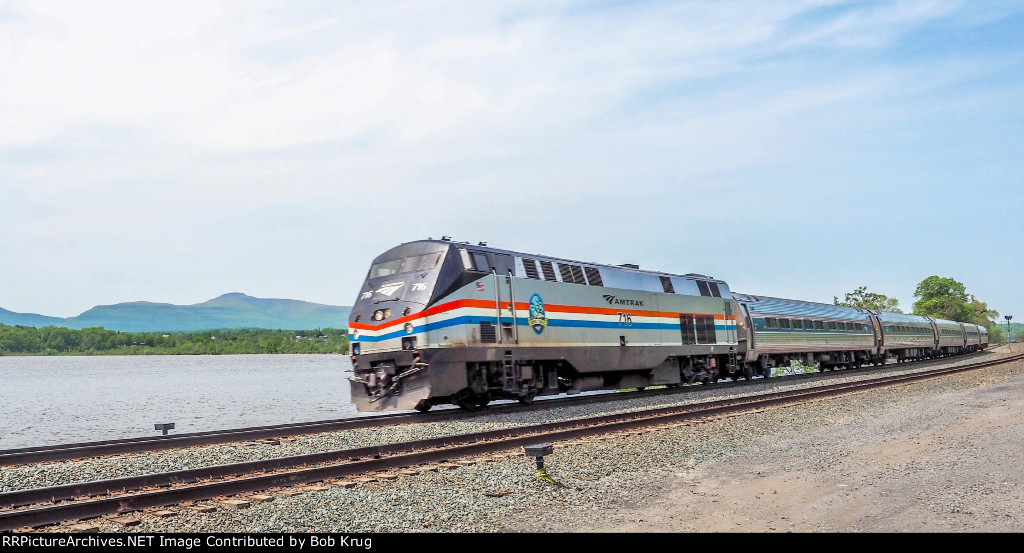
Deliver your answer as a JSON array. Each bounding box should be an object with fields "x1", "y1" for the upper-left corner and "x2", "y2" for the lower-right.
[
  {"x1": 1, "y1": 348, "x2": 1010, "y2": 494},
  {"x1": 13, "y1": 344, "x2": 1022, "y2": 533}
]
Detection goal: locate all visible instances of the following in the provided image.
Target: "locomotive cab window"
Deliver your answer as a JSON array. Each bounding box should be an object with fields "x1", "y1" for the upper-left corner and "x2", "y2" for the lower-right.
[
  {"x1": 369, "y1": 258, "x2": 403, "y2": 278},
  {"x1": 401, "y1": 252, "x2": 442, "y2": 273},
  {"x1": 459, "y1": 249, "x2": 493, "y2": 272}
]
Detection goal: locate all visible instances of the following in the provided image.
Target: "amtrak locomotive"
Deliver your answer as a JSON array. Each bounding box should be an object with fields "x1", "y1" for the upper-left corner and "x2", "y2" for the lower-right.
[{"x1": 348, "y1": 239, "x2": 988, "y2": 412}]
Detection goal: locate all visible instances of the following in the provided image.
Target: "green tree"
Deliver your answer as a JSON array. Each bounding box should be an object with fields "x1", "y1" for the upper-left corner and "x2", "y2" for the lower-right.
[
  {"x1": 967, "y1": 297, "x2": 999, "y2": 330},
  {"x1": 911, "y1": 276, "x2": 996, "y2": 327},
  {"x1": 989, "y1": 326, "x2": 1006, "y2": 344},
  {"x1": 834, "y1": 286, "x2": 902, "y2": 312},
  {"x1": 912, "y1": 276, "x2": 972, "y2": 322}
]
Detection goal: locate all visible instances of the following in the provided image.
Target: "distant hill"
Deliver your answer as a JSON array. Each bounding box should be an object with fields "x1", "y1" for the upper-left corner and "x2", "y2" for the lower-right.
[
  {"x1": 0, "y1": 308, "x2": 65, "y2": 328},
  {"x1": 0, "y1": 293, "x2": 351, "y2": 332},
  {"x1": 999, "y1": 321, "x2": 1024, "y2": 340}
]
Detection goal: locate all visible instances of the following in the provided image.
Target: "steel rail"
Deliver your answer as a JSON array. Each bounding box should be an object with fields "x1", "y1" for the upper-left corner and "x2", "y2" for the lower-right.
[
  {"x1": 0, "y1": 388, "x2": 680, "y2": 466},
  {"x1": 0, "y1": 348, "x2": 1001, "y2": 466},
  {"x1": 2, "y1": 350, "x2": 1020, "y2": 532}
]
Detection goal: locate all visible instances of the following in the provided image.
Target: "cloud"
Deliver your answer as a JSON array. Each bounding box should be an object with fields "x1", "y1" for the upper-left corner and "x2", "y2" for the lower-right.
[{"x1": 2, "y1": 0, "x2": 1022, "y2": 316}]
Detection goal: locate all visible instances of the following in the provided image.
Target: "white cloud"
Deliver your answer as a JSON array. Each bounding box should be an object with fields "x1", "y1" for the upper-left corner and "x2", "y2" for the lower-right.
[{"x1": 2, "y1": 0, "x2": 1022, "y2": 316}]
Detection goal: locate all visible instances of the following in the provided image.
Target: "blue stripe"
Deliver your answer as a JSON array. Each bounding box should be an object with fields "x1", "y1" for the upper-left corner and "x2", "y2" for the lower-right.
[{"x1": 353, "y1": 316, "x2": 735, "y2": 343}]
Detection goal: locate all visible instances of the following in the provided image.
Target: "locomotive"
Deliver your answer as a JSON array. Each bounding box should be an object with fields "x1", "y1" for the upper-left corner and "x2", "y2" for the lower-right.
[{"x1": 348, "y1": 239, "x2": 988, "y2": 412}]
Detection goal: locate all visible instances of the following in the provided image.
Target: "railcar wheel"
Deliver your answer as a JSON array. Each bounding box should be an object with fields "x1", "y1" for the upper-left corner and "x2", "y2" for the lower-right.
[
  {"x1": 518, "y1": 390, "x2": 537, "y2": 405},
  {"x1": 414, "y1": 401, "x2": 432, "y2": 413},
  {"x1": 455, "y1": 390, "x2": 484, "y2": 411}
]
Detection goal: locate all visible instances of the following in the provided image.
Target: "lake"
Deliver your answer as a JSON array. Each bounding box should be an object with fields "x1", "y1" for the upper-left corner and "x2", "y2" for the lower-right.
[{"x1": 0, "y1": 354, "x2": 355, "y2": 449}]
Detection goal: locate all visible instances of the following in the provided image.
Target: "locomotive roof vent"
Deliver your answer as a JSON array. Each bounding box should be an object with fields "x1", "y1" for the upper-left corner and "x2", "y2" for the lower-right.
[
  {"x1": 618, "y1": 263, "x2": 639, "y2": 269},
  {"x1": 478, "y1": 241, "x2": 487, "y2": 246},
  {"x1": 441, "y1": 235, "x2": 451, "y2": 241}
]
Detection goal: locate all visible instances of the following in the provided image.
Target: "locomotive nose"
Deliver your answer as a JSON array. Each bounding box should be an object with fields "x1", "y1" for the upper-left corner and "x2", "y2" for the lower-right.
[{"x1": 349, "y1": 359, "x2": 432, "y2": 412}]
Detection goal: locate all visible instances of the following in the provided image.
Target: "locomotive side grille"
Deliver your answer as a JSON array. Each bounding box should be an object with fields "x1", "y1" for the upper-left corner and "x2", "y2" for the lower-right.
[
  {"x1": 697, "y1": 281, "x2": 712, "y2": 297},
  {"x1": 559, "y1": 263, "x2": 574, "y2": 283},
  {"x1": 479, "y1": 321, "x2": 496, "y2": 343},
  {"x1": 523, "y1": 258, "x2": 540, "y2": 280},
  {"x1": 570, "y1": 264, "x2": 585, "y2": 284},
  {"x1": 696, "y1": 315, "x2": 717, "y2": 344},
  {"x1": 680, "y1": 314, "x2": 697, "y2": 345},
  {"x1": 540, "y1": 260, "x2": 557, "y2": 281},
  {"x1": 585, "y1": 266, "x2": 603, "y2": 286}
]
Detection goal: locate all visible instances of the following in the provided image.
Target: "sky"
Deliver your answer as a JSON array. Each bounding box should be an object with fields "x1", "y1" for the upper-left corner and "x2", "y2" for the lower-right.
[{"x1": 1, "y1": 0, "x2": 1022, "y2": 321}]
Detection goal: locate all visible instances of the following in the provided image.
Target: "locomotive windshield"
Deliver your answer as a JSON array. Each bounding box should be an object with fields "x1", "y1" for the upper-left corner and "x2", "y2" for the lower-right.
[
  {"x1": 368, "y1": 251, "x2": 444, "y2": 278},
  {"x1": 369, "y1": 259, "x2": 403, "y2": 278}
]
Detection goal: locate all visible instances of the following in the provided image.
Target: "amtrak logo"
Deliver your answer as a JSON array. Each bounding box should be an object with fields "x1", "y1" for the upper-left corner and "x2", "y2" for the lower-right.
[
  {"x1": 528, "y1": 293, "x2": 548, "y2": 334},
  {"x1": 603, "y1": 294, "x2": 644, "y2": 307},
  {"x1": 375, "y1": 281, "x2": 405, "y2": 297}
]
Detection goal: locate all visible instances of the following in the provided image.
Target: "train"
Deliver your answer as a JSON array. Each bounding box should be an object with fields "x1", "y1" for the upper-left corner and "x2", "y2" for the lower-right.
[{"x1": 347, "y1": 239, "x2": 989, "y2": 412}]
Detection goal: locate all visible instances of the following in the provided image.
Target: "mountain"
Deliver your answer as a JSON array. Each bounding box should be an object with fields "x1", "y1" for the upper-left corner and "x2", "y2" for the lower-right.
[
  {"x1": 0, "y1": 307, "x2": 66, "y2": 328},
  {"x1": 0, "y1": 293, "x2": 351, "y2": 332}
]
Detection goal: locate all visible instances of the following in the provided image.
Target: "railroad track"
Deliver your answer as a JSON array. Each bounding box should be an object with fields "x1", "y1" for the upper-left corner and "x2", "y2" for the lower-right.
[
  {"x1": 3, "y1": 349, "x2": 1021, "y2": 532},
  {"x1": 0, "y1": 387, "x2": 694, "y2": 466},
  {"x1": 0, "y1": 348, "x2": 1003, "y2": 467}
]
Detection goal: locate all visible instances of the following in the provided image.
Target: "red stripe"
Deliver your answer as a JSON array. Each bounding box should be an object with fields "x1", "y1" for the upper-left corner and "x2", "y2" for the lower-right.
[{"x1": 350, "y1": 298, "x2": 736, "y2": 332}]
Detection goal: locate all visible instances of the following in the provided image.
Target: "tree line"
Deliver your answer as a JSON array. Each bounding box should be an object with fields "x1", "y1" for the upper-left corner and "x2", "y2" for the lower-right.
[
  {"x1": 0, "y1": 325, "x2": 350, "y2": 355},
  {"x1": 835, "y1": 276, "x2": 1020, "y2": 343}
]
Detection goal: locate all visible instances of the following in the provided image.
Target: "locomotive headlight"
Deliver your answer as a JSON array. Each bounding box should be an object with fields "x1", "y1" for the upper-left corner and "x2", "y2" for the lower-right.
[
  {"x1": 373, "y1": 310, "x2": 384, "y2": 321},
  {"x1": 383, "y1": 308, "x2": 392, "y2": 319},
  {"x1": 403, "y1": 307, "x2": 411, "y2": 316},
  {"x1": 352, "y1": 329, "x2": 359, "y2": 339},
  {"x1": 352, "y1": 343, "x2": 360, "y2": 355},
  {"x1": 404, "y1": 322, "x2": 414, "y2": 334}
]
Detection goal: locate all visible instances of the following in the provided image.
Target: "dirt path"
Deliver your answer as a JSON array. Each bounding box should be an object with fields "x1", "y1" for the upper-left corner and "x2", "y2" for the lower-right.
[{"x1": 557, "y1": 348, "x2": 1024, "y2": 532}]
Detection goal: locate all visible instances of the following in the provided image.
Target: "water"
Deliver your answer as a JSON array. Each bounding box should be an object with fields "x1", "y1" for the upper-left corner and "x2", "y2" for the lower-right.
[{"x1": 0, "y1": 354, "x2": 355, "y2": 449}]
